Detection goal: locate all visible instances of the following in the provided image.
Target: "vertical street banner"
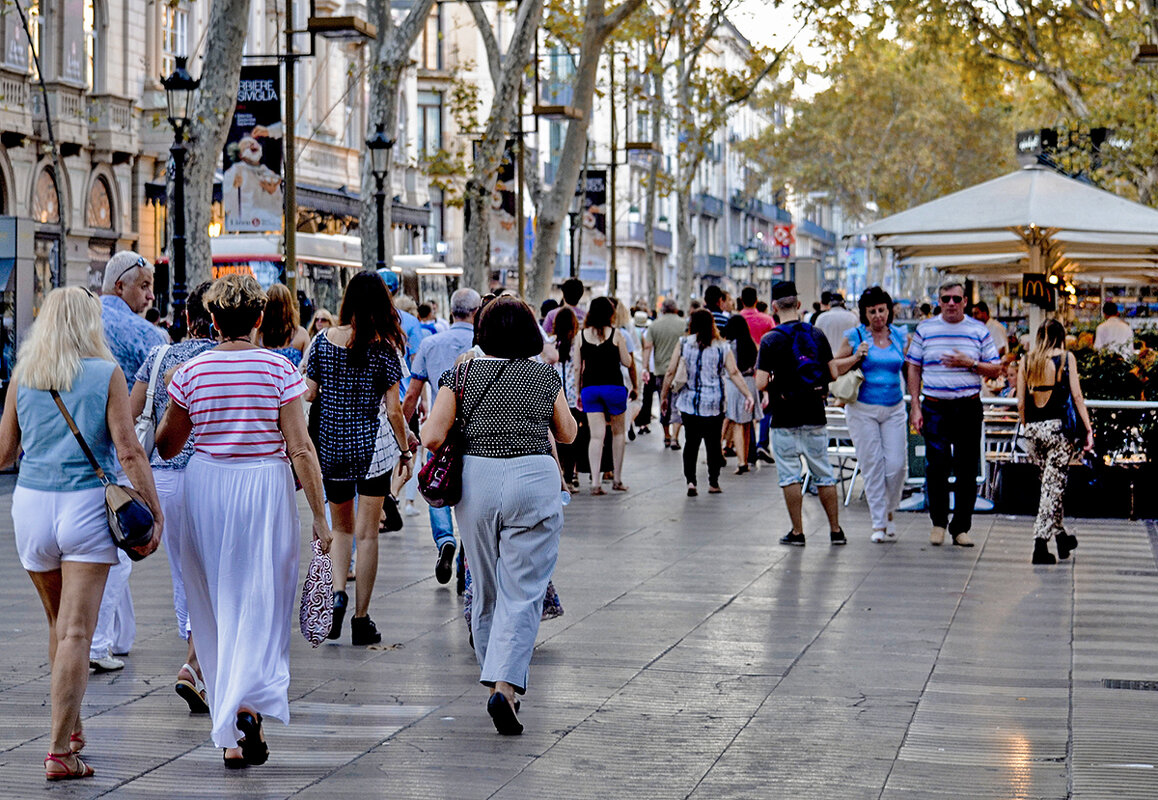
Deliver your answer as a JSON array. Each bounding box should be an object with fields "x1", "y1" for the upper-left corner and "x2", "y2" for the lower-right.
[
  {"x1": 223, "y1": 66, "x2": 284, "y2": 233},
  {"x1": 61, "y1": 0, "x2": 85, "y2": 83},
  {"x1": 577, "y1": 169, "x2": 608, "y2": 278},
  {"x1": 489, "y1": 140, "x2": 518, "y2": 267},
  {"x1": 5, "y1": 6, "x2": 27, "y2": 70}
]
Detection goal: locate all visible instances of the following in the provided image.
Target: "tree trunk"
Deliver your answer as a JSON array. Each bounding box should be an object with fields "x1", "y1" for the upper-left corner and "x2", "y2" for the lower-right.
[
  {"x1": 643, "y1": 54, "x2": 664, "y2": 311},
  {"x1": 184, "y1": 0, "x2": 252, "y2": 287},
  {"x1": 360, "y1": 0, "x2": 438, "y2": 273},
  {"x1": 674, "y1": 27, "x2": 698, "y2": 305},
  {"x1": 461, "y1": 0, "x2": 546, "y2": 293},
  {"x1": 525, "y1": 0, "x2": 646, "y2": 305},
  {"x1": 676, "y1": 186, "x2": 696, "y2": 304}
]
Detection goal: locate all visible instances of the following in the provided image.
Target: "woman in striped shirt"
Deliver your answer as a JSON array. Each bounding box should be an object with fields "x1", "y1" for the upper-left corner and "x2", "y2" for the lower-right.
[{"x1": 157, "y1": 274, "x2": 330, "y2": 769}]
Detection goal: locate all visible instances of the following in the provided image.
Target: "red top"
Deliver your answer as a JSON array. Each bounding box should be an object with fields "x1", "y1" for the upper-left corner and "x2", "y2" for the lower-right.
[
  {"x1": 740, "y1": 307, "x2": 776, "y2": 345},
  {"x1": 168, "y1": 349, "x2": 306, "y2": 459}
]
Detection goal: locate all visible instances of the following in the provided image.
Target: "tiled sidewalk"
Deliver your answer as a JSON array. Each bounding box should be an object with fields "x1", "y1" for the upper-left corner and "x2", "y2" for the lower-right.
[{"x1": 0, "y1": 436, "x2": 1154, "y2": 799}]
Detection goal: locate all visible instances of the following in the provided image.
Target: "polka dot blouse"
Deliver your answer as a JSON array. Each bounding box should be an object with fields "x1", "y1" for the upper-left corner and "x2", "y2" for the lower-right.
[{"x1": 439, "y1": 357, "x2": 562, "y2": 458}]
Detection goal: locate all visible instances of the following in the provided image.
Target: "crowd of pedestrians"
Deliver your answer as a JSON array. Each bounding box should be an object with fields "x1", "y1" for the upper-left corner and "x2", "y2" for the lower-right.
[{"x1": 3, "y1": 249, "x2": 1109, "y2": 781}]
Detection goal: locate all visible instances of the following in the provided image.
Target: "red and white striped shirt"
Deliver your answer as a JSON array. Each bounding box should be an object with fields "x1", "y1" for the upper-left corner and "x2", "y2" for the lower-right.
[{"x1": 168, "y1": 349, "x2": 306, "y2": 459}]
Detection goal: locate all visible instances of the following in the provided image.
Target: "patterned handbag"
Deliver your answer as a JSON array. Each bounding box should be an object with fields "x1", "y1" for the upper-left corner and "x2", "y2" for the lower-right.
[{"x1": 299, "y1": 539, "x2": 334, "y2": 647}]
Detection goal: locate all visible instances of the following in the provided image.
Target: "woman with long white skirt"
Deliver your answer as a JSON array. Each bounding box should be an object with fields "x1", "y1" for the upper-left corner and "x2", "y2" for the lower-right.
[{"x1": 157, "y1": 274, "x2": 330, "y2": 769}]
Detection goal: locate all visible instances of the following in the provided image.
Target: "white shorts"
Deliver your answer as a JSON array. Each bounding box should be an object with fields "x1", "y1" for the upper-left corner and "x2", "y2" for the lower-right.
[{"x1": 12, "y1": 485, "x2": 118, "y2": 572}]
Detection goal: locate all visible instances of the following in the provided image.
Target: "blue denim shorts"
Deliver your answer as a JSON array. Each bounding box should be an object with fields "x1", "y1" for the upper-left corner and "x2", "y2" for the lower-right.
[
  {"x1": 581, "y1": 385, "x2": 628, "y2": 416},
  {"x1": 771, "y1": 426, "x2": 836, "y2": 488}
]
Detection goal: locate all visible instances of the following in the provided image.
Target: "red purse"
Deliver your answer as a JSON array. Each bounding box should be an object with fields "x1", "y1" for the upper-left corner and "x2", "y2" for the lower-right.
[{"x1": 418, "y1": 359, "x2": 508, "y2": 508}]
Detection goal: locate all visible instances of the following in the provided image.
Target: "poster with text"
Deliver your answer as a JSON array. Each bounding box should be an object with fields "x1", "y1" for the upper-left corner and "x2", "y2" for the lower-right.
[
  {"x1": 223, "y1": 66, "x2": 284, "y2": 232},
  {"x1": 576, "y1": 169, "x2": 608, "y2": 278},
  {"x1": 489, "y1": 140, "x2": 518, "y2": 266}
]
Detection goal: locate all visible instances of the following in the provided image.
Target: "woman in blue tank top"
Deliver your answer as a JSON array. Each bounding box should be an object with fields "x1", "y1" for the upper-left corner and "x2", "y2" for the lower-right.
[
  {"x1": 0, "y1": 287, "x2": 162, "y2": 781},
  {"x1": 830, "y1": 286, "x2": 909, "y2": 543}
]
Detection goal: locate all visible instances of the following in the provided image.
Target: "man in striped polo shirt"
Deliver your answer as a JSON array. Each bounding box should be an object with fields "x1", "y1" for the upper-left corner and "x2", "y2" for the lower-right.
[{"x1": 906, "y1": 281, "x2": 1001, "y2": 547}]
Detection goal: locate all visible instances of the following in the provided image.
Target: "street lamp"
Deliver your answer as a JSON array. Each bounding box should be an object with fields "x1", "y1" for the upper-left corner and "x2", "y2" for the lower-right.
[
  {"x1": 745, "y1": 242, "x2": 759, "y2": 285},
  {"x1": 161, "y1": 56, "x2": 200, "y2": 342},
  {"x1": 365, "y1": 123, "x2": 394, "y2": 272}
]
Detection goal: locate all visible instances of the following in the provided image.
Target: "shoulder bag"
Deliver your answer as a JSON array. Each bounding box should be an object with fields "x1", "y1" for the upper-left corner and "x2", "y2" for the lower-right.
[
  {"x1": 133, "y1": 344, "x2": 170, "y2": 457},
  {"x1": 418, "y1": 359, "x2": 511, "y2": 508},
  {"x1": 830, "y1": 328, "x2": 864, "y2": 404},
  {"x1": 299, "y1": 538, "x2": 333, "y2": 647},
  {"x1": 50, "y1": 390, "x2": 155, "y2": 560},
  {"x1": 671, "y1": 338, "x2": 689, "y2": 394},
  {"x1": 1058, "y1": 354, "x2": 1087, "y2": 446}
]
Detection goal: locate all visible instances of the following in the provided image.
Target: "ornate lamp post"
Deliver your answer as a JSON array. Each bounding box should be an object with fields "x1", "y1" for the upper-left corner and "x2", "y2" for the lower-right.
[
  {"x1": 745, "y1": 241, "x2": 759, "y2": 286},
  {"x1": 365, "y1": 123, "x2": 394, "y2": 273},
  {"x1": 161, "y1": 56, "x2": 200, "y2": 342}
]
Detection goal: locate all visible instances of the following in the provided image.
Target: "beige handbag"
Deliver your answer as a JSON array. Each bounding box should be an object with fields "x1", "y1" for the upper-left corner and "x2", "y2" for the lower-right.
[{"x1": 671, "y1": 353, "x2": 689, "y2": 394}]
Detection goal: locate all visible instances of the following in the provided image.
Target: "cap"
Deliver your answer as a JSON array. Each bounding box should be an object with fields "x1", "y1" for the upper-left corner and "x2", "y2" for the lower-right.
[
  {"x1": 633, "y1": 310, "x2": 649, "y2": 326},
  {"x1": 772, "y1": 281, "x2": 797, "y2": 301},
  {"x1": 377, "y1": 268, "x2": 400, "y2": 293}
]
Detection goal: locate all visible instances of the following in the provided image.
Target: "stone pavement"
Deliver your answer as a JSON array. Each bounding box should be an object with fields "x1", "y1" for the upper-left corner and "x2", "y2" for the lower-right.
[{"x1": 0, "y1": 434, "x2": 1157, "y2": 799}]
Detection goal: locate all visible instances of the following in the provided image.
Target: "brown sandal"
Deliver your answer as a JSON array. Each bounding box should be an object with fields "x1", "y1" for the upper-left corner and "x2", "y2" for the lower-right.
[
  {"x1": 45, "y1": 752, "x2": 94, "y2": 781},
  {"x1": 611, "y1": 482, "x2": 629, "y2": 492}
]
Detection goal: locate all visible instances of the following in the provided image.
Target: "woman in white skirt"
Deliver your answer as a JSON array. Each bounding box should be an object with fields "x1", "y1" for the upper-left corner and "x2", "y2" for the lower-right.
[
  {"x1": 157, "y1": 274, "x2": 330, "y2": 768},
  {"x1": 0, "y1": 287, "x2": 162, "y2": 780},
  {"x1": 421, "y1": 297, "x2": 577, "y2": 735}
]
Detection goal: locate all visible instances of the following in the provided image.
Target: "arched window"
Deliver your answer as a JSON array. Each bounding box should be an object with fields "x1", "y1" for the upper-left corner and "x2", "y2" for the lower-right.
[
  {"x1": 32, "y1": 169, "x2": 59, "y2": 224},
  {"x1": 87, "y1": 176, "x2": 113, "y2": 230}
]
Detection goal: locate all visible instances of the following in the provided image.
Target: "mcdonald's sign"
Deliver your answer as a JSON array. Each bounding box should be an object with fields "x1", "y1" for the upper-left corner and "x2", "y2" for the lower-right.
[{"x1": 1022, "y1": 273, "x2": 1056, "y2": 311}]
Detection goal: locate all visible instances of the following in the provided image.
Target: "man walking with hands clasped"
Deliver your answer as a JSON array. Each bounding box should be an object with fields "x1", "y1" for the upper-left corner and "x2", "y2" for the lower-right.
[{"x1": 906, "y1": 282, "x2": 1001, "y2": 547}]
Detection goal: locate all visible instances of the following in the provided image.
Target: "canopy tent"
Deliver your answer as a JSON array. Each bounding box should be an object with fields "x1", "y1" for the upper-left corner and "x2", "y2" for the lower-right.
[{"x1": 856, "y1": 165, "x2": 1158, "y2": 284}]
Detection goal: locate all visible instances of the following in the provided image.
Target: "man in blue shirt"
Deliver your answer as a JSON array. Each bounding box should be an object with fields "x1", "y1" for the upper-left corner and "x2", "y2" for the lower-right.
[
  {"x1": 91, "y1": 251, "x2": 168, "y2": 672},
  {"x1": 402, "y1": 288, "x2": 482, "y2": 590},
  {"x1": 378, "y1": 269, "x2": 430, "y2": 390}
]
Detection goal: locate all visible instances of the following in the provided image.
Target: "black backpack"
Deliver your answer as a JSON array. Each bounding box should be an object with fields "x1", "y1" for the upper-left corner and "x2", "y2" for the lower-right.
[{"x1": 776, "y1": 322, "x2": 829, "y2": 396}]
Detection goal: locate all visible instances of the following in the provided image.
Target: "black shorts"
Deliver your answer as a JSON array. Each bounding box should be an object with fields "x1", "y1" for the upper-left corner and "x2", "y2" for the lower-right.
[{"x1": 323, "y1": 473, "x2": 392, "y2": 504}]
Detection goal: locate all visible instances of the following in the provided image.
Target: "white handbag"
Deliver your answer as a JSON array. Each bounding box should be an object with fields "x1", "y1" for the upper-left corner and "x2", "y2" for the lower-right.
[{"x1": 133, "y1": 344, "x2": 170, "y2": 457}]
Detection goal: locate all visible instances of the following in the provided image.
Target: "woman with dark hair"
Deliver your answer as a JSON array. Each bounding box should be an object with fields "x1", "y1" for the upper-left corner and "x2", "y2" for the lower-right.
[
  {"x1": 1017, "y1": 318, "x2": 1093, "y2": 564},
  {"x1": 421, "y1": 296, "x2": 576, "y2": 736},
  {"x1": 659, "y1": 309, "x2": 754, "y2": 496},
  {"x1": 156, "y1": 274, "x2": 329, "y2": 768},
  {"x1": 830, "y1": 286, "x2": 909, "y2": 542},
  {"x1": 574, "y1": 296, "x2": 636, "y2": 494},
  {"x1": 550, "y1": 306, "x2": 588, "y2": 488},
  {"x1": 721, "y1": 315, "x2": 758, "y2": 473},
  {"x1": 131, "y1": 280, "x2": 217, "y2": 713},
  {"x1": 259, "y1": 283, "x2": 309, "y2": 367},
  {"x1": 304, "y1": 270, "x2": 412, "y2": 645}
]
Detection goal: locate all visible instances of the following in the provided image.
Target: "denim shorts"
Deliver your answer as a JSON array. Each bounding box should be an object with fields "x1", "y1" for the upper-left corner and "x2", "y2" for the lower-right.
[
  {"x1": 581, "y1": 385, "x2": 628, "y2": 416},
  {"x1": 771, "y1": 426, "x2": 836, "y2": 488}
]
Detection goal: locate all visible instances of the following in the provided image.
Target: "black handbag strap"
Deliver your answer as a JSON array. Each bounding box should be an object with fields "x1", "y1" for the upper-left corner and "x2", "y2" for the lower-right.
[{"x1": 49, "y1": 390, "x2": 112, "y2": 487}]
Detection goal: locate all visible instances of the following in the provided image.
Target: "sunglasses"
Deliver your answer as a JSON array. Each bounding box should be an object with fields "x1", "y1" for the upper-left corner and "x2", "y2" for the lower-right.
[
  {"x1": 111, "y1": 255, "x2": 149, "y2": 287},
  {"x1": 939, "y1": 295, "x2": 965, "y2": 304}
]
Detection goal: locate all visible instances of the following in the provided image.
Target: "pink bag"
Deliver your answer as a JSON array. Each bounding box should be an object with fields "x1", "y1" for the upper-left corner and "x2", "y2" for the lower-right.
[{"x1": 299, "y1": 539, "x2": 333, "y2": 647}]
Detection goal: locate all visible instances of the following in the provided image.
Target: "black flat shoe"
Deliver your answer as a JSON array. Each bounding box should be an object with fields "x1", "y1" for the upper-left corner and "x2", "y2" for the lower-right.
[
  {"x1": 487, "y1": 693, "x2": 523, "y2": 735},
  {"x1": 328, "y1": 590, "x2": 348, "y2": 640},
  {"x1": 223, "y1": 749, "x2": 247, "y2": 769},
  {"x1": 236, "y1": 712, "x2": 269, "y2": 766},
  {"x1": 1056, "y1": 532, "x2": 1078, "y2": 560}
]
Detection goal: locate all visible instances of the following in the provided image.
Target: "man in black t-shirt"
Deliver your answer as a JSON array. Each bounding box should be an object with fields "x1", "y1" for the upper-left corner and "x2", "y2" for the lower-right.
[{"x1": 755, "y1": 281, "x2": 846, "y2": 547}]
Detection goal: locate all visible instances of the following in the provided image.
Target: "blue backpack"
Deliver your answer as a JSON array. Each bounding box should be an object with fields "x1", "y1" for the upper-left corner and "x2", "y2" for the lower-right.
[{"x1": 778, "y1": 321, "x2": 829, "y2": 396}]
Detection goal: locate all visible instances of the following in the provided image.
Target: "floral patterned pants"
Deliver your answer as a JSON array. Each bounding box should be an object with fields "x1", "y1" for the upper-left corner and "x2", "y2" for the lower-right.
[{"x1": 1023, "y1": 419, "x2": 1073, "y2": 541}]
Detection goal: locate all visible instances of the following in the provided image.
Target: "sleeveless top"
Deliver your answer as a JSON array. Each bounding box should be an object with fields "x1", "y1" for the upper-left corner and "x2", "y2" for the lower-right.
[
  {"x1": 268, "y1": 345, "x2": 303, "y2": 367},
  {"x1": 675, "y1": 338, "x2": 729, "y2": 418},
  {"x1": 17, "y1": 358, "x2": 118, "y2": 491},
  {"x1": 845, "y1": 324, "x2": 906, "y2": 406},
  {"x1": 1024, "y1": 355, "x2": 1069, "y2": 423},
  {"x1": 579, "y1": 330, "x2": 624, "y2": 388}
]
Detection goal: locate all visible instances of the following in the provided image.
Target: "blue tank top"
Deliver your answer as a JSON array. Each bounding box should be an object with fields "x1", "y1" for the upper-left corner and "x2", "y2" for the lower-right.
[
  {"x1": 17, "y1": 358, "x2": 118, "y2": 491},
  {"x1": 846, "y1": 324, "x2": 906, "y2": 407}
]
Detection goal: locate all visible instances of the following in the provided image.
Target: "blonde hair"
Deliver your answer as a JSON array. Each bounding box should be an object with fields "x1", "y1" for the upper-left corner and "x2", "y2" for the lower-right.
[
  {"x1": 14, "y1": 287, "x2": 114, "y2": 391},
  {"x1": 308, "y1": 308, "x2": 334, "y2": 336},
  {"x1": 613, "y1": 298, "x2": 632, "y2": 330},
  {"x1": 205, "y1": 274, "x2": 267, "y2": 338},
  {"x1": 1024, "y1": 318, "x2": 1066, "y2": 390}
]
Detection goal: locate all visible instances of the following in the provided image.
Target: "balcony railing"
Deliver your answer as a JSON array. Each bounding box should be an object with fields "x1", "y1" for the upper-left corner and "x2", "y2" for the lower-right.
[
  {"x1": 618, "y1": 222, "x2": 672, "y2": 251},
  {"x1": 798, "y1": 218, "x2": 837, "y2": 246},
  {"x1": 31, "y1": 82, "x2": 87, "y2": 146},
  {"x1": 0, "y1": 67, "x2": 31, "y2": 136},
  {"x1": 87, "y1": 94, "x2": 135, "y2": 154},
  {"x1": 748, "y1": 198, "x2": 791, "y2": 223},
  {"x1": 692, "y1": 193, "x2": 725, "y2": 218},
  {"x1": 695, "y1": 253, "x2": 728, "y2": 276}
]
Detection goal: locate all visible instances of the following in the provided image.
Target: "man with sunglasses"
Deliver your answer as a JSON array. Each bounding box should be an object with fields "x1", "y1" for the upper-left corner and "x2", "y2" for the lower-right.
[{"x1": 906, "y1": 281, "x2": 1001, "y2": 548}]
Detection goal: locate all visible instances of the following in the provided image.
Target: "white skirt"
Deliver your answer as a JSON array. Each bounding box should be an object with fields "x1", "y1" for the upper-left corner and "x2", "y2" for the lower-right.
[{"x1": 182, "y1": 454, "x2": 301, "y2": 748}]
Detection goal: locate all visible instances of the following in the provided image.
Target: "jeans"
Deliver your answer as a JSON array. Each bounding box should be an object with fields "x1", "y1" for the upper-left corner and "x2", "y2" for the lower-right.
[
  {"x1": 757, "y1": 406, "x2": 773, "y2": 451},
  {"x1": 922, "y1": 396, "x2": 982, "y2": 534},
  {"x1": 424, "y1": 453, "x2": 456, "y2": 549},
  {"x1": 682, "y1": 412, "x2": 725, "y2": 486},
  {"x1": 635, "y1": 373, "x2": 658, "y2": 427},
  {"x1": 845, "y1": 401, "x2": 907, "y2": 530}
]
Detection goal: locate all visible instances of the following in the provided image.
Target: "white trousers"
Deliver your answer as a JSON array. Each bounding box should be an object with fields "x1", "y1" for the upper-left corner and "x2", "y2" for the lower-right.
[
  {"x1": 90, "y1": 548, "x2": 134, "y2": 658},
  {"x1": 154, "y1": 469, "x2": 191, "y2": 639},
  {"x1": 845, "y1": 400, "x2": 907, "y2": 531}
]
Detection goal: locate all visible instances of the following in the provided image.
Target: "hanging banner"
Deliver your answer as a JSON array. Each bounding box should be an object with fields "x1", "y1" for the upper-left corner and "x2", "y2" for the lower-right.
[
  {"x1": 489, "y1": 139, "x2": 518, "y2": 267},
  {"x1": 4, "y1": 5, "x2": 27, "y2": 70},
  {"x1": 223, "y1": 65, "x2": 284, "y2": 233},
  {"x1": 576, "y1": 169, "x2": 608, "y2": 279},
  {"x1": 61, "y1": 0, "x2": 85, "y2": 83}
]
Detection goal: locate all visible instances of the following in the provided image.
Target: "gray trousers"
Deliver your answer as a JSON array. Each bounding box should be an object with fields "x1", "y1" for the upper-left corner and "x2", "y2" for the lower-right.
[{"x1": 456, "y1": 454, "x2": 562, "y2": 694}]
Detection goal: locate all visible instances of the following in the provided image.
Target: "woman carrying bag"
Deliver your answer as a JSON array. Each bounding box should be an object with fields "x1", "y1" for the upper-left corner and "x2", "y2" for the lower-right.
[
  {"x1": 1016, "y1": 318, "x2": 1093, "y2": 564},
  {"x1": 829, "y1": 286, "x2": 909, "y2": 543}
]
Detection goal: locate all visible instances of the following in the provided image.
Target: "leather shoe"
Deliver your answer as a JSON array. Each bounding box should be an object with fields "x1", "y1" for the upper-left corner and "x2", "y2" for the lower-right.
[
  {"x1": 487, "y1": 693, "x2": 523, "y2": 735},
  {"x1": 952, "y1": 532, "x2": 975, "y2": 547},
  {"x1": 929, "y1": 526, "x2": 946, "y2": 546}
]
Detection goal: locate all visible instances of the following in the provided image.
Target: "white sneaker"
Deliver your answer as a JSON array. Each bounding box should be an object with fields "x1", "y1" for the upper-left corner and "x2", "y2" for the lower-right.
[
  {"x1": 90, "y1": 655, "x2": 124, "y2": 672},
  {"x1": 886, "y1": 520, "x2": 897, "y2": 539},
  {"x1": 930, "y1": 526, "x2": 946, "y2": 546},
  {"x1": 871, "y1": 530, "x2": 887, "y2": 543},
  {"x1": 404, "y1": 501, "x2": 420, "y2": 517}
]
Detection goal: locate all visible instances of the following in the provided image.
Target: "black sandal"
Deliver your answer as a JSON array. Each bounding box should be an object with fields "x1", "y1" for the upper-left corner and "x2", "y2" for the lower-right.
[
  {"x1": 486, "y1": 693, "x2": 523, "y2": 735},
  {"x1": 223, "y1": 749, "x2": 247, "y2": 769},
  {"x1": 236, "y1": 712, "x2": 269, "y2": 765}
]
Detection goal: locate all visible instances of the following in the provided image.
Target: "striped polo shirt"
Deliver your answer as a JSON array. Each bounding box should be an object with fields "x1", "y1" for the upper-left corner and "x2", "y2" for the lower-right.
[
  {"x1": 905, "y1": 315, "x2": 999, "y2": 399},
  {"x1": 168, "y1": 349, "x2": 306, "y2": 459}
]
